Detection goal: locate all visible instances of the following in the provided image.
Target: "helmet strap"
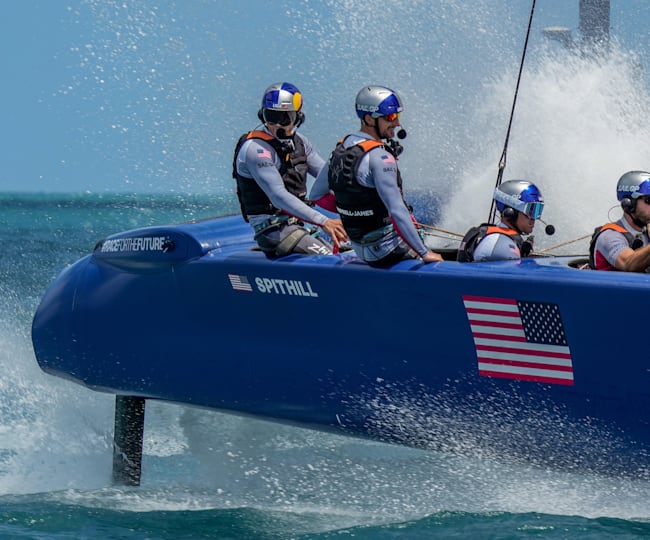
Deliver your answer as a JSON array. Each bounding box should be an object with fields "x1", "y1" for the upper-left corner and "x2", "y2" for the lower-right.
[
  {"x1": 373, "y1": 117, "x2": 388, "y2": 141},
  {"x1": 360, "y1": 115, "x2": 382, "y2": 140},
  {"x1": 629, "y1": 210, "x2": 646, "y2": 229}
]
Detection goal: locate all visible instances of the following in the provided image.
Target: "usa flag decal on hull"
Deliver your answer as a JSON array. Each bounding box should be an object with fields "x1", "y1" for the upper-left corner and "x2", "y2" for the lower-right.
[
  {"x1": 228, "y1": 273, "x2": 253, "y2": 292},
  {"x1": 462, "y1": 295, "x2": 574, "y2": 386}
]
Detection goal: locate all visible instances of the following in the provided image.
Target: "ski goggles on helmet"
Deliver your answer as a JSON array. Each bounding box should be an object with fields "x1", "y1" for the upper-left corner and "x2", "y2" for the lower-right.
[
  {"x1": 521, "y1": 200, "x2": 544, "y2": 219},
  {"x1": 263, "y1": 109, "x2": 297, "y2": 126}
]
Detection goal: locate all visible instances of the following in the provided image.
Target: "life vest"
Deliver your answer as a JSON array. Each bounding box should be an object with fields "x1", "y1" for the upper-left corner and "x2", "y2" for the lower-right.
[
  {"x1": 457, "y1": 224, "x2": 526, "y2": 262},
  {"x1": 588, "y1": 222, "x2": 642, "y2": 270},
  {"x1": 232, "y1": 131, "x2": 308, "y2": 221},
  {"x1": 327, "y1": 138, "x2": 405, "y2": 242}
]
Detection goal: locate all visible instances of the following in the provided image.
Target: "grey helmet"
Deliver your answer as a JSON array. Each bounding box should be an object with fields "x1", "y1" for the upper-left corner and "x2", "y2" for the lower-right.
[
  {"x1": 616, "y1": 170, "x2": 650, "y2": 212},
  {"x1": 355, "y1": 85, "x2": 404, "y2": 119},
  {"x1": 494, "y1": 180, "x2": 545, "y2": 219}
]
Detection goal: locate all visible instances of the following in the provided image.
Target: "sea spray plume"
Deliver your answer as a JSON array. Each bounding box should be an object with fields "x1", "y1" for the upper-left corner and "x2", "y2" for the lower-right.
[
  {"x1": 440, "y1": 43, "x2": 650, "y2": 250},
  {"x1": 305, "y1": 0, "x2": 525, "y2": 194},
  {"x1": 65, "y1": 0, "x2": 532, "y2": 196},
  {"x1": 0, "y1": 316, "x2": 114, "y2": 494},
  {"x1": 66, "y1": 0, "x2": 237, "y2": 193}
]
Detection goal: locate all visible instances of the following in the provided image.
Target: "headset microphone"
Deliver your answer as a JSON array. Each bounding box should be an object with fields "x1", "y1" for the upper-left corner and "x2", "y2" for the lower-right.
[
  {"x1": 538, "y1": 218, "x2": 555, "y2": 236},
  {"x1": 397, "y1": 129, "x2": 407, "y2": 140}
]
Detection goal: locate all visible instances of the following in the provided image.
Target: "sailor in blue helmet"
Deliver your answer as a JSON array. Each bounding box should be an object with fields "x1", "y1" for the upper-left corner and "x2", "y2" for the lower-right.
[
  {"x1": 233, "y1": 82, "x2": 347, "y2": 257},
  {"x1": 589, "y1": 170, "x2": 650, "y2": 271},
  {"x1": 311, "y1": 85, "x2": 442, "y2": 267},
  {"x1": 457, "y1": 180, "x2": 544, "y2": 262}
]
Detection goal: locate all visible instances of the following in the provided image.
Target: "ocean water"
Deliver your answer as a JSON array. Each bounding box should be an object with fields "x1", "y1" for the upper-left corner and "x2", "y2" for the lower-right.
[{"x1": 1, "y1": 192, "x2": 650, "y2": 539}]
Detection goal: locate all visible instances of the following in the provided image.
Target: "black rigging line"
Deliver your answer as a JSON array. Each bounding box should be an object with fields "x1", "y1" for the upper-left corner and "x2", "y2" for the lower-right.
[{"x1": 488, "y1": 0, "x2": 537, "y2": 223}]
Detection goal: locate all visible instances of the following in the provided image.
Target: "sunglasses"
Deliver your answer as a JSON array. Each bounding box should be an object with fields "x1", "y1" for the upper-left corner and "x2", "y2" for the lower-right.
[
  {"x1": 263, "y1": 109, "x2": 297, "y2": 126},
  {"x1": 382, "y1": 112, "x2": 400, "y2": 122}
]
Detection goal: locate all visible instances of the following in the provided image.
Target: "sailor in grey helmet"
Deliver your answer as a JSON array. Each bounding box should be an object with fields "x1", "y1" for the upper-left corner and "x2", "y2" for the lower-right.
[
  {"x1": 233, "y1": 82, "x2": 347, "y2": 257},
  {"x1": 311, "y1": 85, "x2": 442, "y2": 267},
  {"x1": 458, "y1": 180, "x2": 544, "y2": 262},
  {"x1": 590, "y1": 170, "x2": 650, "y2": 271}
]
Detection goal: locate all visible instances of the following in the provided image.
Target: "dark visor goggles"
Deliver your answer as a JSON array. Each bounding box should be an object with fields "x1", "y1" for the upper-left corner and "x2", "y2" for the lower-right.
[{"x1": 263, "y1": 109, "x2": 297, "y2": 126}]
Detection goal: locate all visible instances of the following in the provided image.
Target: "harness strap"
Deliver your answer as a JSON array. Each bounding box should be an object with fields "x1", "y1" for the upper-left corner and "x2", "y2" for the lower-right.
[{"x1": 253, "y1": 215, "x2": 299, "y2": 234}]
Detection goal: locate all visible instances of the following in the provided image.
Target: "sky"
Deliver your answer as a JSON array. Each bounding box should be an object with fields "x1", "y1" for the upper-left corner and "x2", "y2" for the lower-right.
[{"x1": 1, "y1": 0, "x2": 649, "y2": 194}]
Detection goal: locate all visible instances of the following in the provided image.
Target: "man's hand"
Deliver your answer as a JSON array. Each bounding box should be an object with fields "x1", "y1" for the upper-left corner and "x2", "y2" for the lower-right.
[
  {"x1": 322, "y1": 218, "x2": 348, "y2": 246},
  {"x1": 422, "y1": 250, "x2": 443, "y2": 263}
]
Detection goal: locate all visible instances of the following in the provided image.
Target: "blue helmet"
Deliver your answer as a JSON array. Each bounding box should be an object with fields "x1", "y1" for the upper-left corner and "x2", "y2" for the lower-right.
[
  {"x1": 616, "y1": 171, "x2": 650, "y2": 207},
  {"x1": 355, "y1": 85, "x2": 403, "y2": 119},
  {"x1": 494, "y1": 180, "x2": 545, "y2": 220}
]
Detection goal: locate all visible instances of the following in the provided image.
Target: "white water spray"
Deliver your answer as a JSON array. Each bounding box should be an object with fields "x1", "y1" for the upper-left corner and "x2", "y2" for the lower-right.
[{"x1": 439, "y1": 45, "x2": 650, "y2": 252}]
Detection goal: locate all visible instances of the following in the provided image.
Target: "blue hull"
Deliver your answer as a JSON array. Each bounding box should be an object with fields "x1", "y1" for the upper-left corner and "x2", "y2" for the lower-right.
[{"x1": 31, "y1": 215, "x2": 650, "y2": 477}]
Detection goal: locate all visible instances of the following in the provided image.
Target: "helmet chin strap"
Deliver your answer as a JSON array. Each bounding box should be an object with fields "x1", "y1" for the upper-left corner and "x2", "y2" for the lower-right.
[
  {"x1": 628, "y1": 208, "x2": 646, "y2": 229},
  {"x1": 361, "y1": 116, "x2": 382, "y2": 139},
  {"x1": 373, "y1": 118, "x2": 383, "y2": 138}
]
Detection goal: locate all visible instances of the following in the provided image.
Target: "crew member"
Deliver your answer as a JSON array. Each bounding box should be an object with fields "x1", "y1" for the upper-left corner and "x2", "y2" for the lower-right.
[
  {"x1": 312, "y1": 85, "x2": 442, "y2": 267},
  {"x1": 233, "y1": 82, "x2": 347, "y2": 257},
  {"x1": 458, "y1": 180, "x2": 544, "y2": 262},
  {"x1": 590, "y1": 170, "x2": 650, "y2": 271}
]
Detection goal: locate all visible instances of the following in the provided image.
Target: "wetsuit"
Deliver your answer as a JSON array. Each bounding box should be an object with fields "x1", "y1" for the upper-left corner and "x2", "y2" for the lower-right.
[
  {"x1": 314, "y1": 131, "x2": 427, "y2": 267},
  {"x1": 234, "y1": 128, "x2": 333, "y2": 257}
]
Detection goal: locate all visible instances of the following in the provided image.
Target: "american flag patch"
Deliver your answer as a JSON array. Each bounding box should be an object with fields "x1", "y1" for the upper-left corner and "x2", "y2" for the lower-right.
[
  {"x1": 381, "y1": 153, "x2": 395, "y2": 163},
  {"x1": 257, "y1": 148, "x2": 272, "y2": 160},
  {"x1": 228, "y1": 273, "x2": 253, "y2": 292},
  {"x1": 462, "y1": 295, "x2": 574, "y2": 386}
]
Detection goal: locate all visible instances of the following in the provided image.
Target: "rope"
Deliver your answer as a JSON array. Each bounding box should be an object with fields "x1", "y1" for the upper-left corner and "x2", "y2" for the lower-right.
[
  {"x1": 415, "y1": 222, "x2": 464, "y2": 239},
  {"x1": 535, "y1": 233, "x2": 592, "y2": 254},
  {"x1": 488, "y1": 0, "x2": 537, "y2": 223}
]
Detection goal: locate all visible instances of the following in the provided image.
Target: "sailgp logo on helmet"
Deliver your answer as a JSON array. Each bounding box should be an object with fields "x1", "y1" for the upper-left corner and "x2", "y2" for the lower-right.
[
  {"x1": 355, "y1": 85, "x2": 404, "y2": 118},
  {"x1": 616, "y1": 171, "x2": 650, "y2": 200},
  {"x1": 619, "y1": 182, "x2": 650, "y2": 197},
  {"x1": 619, "y1": 185, "x2": 642, "y2": 195},
  {"x1": 357, "y1": 104, "x2": 380, "y2": 113}
]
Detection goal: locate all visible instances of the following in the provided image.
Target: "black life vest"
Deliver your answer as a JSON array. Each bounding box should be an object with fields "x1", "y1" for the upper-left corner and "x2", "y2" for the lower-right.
[
  {"x1": 457, "y1": 224, "x2": 526, "y2": 262},
  {"x1": 588, "y1": 222, "x2": 642, "y2": 270},
  {"x1": 327, "y1": 138, "x2": 404, "y2": 242},
  {"x1": 232, "y1": 130, "x2": 308, "y2": 221}
]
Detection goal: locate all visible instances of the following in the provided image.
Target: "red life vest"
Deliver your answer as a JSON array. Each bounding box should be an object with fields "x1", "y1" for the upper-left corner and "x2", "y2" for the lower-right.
[{"x1": 588, "y1": 222, "x2": 641, "y2": 270}]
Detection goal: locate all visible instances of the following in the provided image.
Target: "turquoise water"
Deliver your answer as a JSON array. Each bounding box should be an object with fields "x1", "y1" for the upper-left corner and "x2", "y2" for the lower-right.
[{"x1": 1, "y1": 192, "x2": 649, "y2": 539}]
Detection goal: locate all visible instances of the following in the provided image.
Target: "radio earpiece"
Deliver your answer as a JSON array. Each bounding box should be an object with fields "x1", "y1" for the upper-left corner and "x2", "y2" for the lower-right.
[
  {"x1": 296, "y1": 111, "x2": 305, "y2": 128},
  {"x1": 621, "y1": 197, "x2": 635, "y2": 213}
]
